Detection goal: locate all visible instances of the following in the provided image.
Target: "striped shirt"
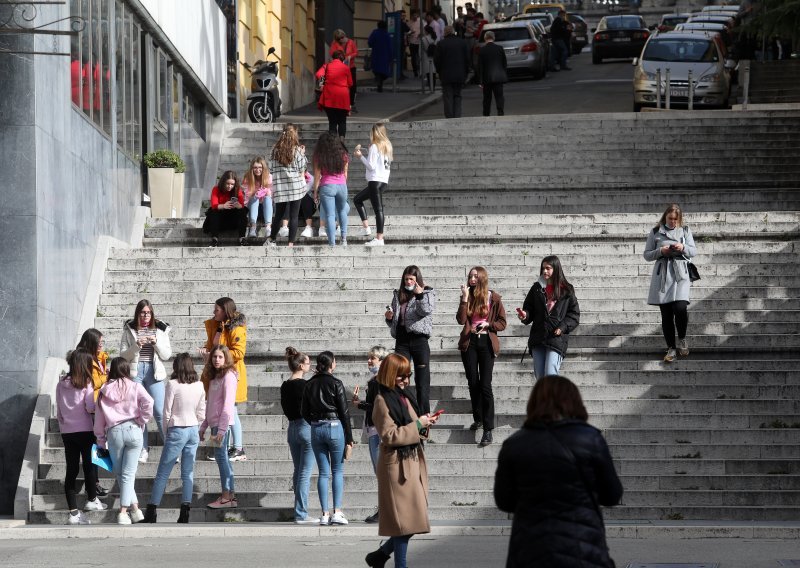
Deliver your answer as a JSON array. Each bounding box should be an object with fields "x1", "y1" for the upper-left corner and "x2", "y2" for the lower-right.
[{"x1": 137, "y1": 327, "x2": 156, "y2": 362}]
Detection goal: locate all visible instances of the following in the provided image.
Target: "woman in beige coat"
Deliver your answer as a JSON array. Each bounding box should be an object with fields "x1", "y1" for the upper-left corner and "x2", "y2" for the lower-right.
[{"x1": 365, "y1": 353, "x2": 440, "y2": 568}]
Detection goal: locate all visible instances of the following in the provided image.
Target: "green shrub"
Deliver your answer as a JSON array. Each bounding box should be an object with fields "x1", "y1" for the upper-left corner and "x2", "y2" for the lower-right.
[{"x1": 143, "y1": 149, "x2": 186, "y2": 173}]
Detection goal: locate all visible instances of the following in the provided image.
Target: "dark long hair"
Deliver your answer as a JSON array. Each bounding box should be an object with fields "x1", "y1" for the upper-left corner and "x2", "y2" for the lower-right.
[
  {"x1": 133, "y1": 299, "x2": 156, "y2": 330},
  {"x1": 217, "y1": 170, "x2": 239, "y2": 195},
  {"x1": 540, "y1": 255, "x2": 574, "y2": 302},
  {"x1": 171, "y1": 353, "x2": 199, "y2": 384},
  {"x1": 76, "y1": 328, "x2": 103, "y2": 360},
  {"x1": 397, "y1": 265, "x2": 426, "y2": 305},
  {"x1": 313, "y1": 131, "x2": 347, "y2": 174},
  {"x1": 215, "y1": 297, "x2": 240, "y2": 323},
  {"x1": 524, "y1": 375, "x2": 588, "y2": 426},
  {"x1": 66, "y1": 349, "x2": 94, "y2": 390}
]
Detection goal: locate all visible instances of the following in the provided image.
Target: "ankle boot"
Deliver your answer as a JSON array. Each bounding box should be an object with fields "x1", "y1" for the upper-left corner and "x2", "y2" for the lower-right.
[
  {"x1": 364, "y1": 548, "x2": 391, "y2": 568},
  {"x1": 143, "y1": 504, "x2": 157, "y2": 523},
  {"x1": 177, "y1": 502, "x2": 190, "y2": 523}
]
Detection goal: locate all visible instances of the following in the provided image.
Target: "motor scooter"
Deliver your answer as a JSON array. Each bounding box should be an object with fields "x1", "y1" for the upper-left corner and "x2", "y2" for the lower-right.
[{"x1": 247, "y1": 47, "x2": 281, "y2": 123}]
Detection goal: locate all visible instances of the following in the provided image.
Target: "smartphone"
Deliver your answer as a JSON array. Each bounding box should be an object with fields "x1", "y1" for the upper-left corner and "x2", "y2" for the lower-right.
[
  {"x1": 385, "y1": 305, "x2": 392, "y2": 311},
  {"x1": 431, "y1": 409, "x2": 446, "y2": 418}
]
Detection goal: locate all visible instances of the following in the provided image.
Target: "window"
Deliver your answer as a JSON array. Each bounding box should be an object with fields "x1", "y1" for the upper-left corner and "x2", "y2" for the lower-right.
[{"x1": 70, "y1": 0, "x2": 111, "y2": 135}]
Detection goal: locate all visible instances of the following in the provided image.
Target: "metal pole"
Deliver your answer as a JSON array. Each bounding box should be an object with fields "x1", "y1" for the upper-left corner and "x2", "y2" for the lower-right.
[
  {"x1": 688, "y1": 69, "x2": 694, "y2": 110},
  {"x1": 742, "y1": 60, "x2": 750, "y2": 110},
  {"x1": 665, "y1": 68, "x2": 670, "y2": 109},
  {"x1": 392, "y1": 58, "x2": 397, "y2": 93},
  {"x1": 656, "y1": 68, "x2": 661, "y2": 109}
]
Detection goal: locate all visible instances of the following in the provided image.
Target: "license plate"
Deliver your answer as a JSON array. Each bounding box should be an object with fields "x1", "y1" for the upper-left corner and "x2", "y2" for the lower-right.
[
  {"x1": 612, "y1": 37, "x2": 631, "y2": 42},
  {"x1": 504, "y1": 48, "x2": 516, "y2": 54},
  {"x1": 670, "y1": 90, "x2": 688, "y2": 97}
]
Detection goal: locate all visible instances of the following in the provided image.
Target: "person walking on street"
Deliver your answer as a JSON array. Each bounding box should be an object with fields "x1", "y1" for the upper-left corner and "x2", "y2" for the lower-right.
[
  {"x1": 407, "y1": 10, "x2": 422, "y2": 77},
  {"x1": 369, "y1": 21, "x2": 393, "y2": 92},
  {"x1": 477, "y1": 30, "x2": 508, "y2": 116},
  {"x1": 330, "y1": 29, "x2": 359, "y2": 111},
  {"x1": 420, "y1": 25, "x2": 438, "y2": 91},
  {"x1": 434, "y1": 26, "x2": 471, "y2": 118},
  {"x1": 316, "y1": 51, "x2": 353, "y2": 139},
  {"x1": 549, "y1": 9, "x2": 573, "y2": 71}
]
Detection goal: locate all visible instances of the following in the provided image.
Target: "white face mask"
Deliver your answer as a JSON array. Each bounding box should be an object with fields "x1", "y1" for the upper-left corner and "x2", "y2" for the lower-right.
[
  {"x1": 404, "y1": 285, "x2": 416, "y2": 292},
  {"x1": 368, "y1": 366, "x2": 380, "y2": 374}
]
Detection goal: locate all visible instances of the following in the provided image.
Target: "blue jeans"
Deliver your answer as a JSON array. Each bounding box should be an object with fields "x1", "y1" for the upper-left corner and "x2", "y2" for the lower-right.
[
  {"x1": 106, "y1": 420, "x2": 144, "y2": 507},
  {"x1": 310, "y1": 420, "x2": 345, "y2": 511},
  {"x1": 318, "y1": 183, "x2": 349, "y2": 246},
  {"x1": 149, "y1": 425, "x2": 199, "y2": 505},
  {"x1": 230, "y1": 405, "x2": 242, "y2": 451},
  {"x1": 134, "y1": 362, "x2": 164, "y2": 450},
  {"x1": 368, "y1": 433, "x2": 380, "y2": 474},
  {"x1": 212, "y1": 428, "x2": 235, "y2": 492},
  {"x1": 531, "y1": 346, "x2": 563, "y2": 380},
  {"x1": 247, "y1": 196, "x2": 272, "y2": 227},
  {"x1": 288, "y1": 419, "x2": 315, "y2": 520},
  {"x1": 380, "y1": 535, "x2": 412, "y2": 568}
]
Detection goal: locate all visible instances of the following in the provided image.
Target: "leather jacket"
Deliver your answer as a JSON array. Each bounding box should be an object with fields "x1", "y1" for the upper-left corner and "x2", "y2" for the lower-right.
[
  {"x1": 521, "y1": 282, "x2": 580, "y2": 356},
  {"x1": 300, "y1": 372, "x2": 353, "y2": 444}
]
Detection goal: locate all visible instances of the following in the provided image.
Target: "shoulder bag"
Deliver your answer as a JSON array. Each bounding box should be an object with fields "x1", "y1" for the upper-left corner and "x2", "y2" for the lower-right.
[{"x1": 682, "y1": 225, "x2": 700, "y2": 282}]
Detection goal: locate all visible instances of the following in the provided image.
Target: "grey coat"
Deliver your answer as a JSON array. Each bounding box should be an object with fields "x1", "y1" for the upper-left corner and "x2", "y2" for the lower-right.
[
  {"x1": 386, "y1": 287, "x2": 436, "y2": 338},
  {"x1": 643, "y1": 225, "x2": 697, "y2": 305}
]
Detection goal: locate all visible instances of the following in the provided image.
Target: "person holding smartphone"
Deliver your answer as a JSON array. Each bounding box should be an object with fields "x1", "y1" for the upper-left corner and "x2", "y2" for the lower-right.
[
  {"x1": 384, "y1": 265, "x2": 436, "y2": 414},
  {"x1": 457, "y1": 266, "x2": 506, "y2": 447},
  {"x1": 517, "y1": 256, "x2": 580, "y2": 380},
  {"x1": 202, "y1": 170, "x2": 247, "y2": 247}
]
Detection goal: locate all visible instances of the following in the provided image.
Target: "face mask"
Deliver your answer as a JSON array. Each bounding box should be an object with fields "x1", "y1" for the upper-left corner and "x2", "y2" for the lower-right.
[
  {"x1": 368, "y1": 366, "x2": 380, "y2": 375},
  {"x1": 404, "y1": 285, "x2": 416, "y2": 292},
  {"x1": 537, "y1": 275, "x2": 547, "y2": 288}
]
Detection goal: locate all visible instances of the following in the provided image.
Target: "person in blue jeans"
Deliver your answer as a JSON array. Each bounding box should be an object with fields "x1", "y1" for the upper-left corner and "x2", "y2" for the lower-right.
[
  {"x1": 280, "y1": 347, "x2": 317, "y2": 524},
  {"x1": 120, "y1": 299, "x2": 172, "y2": 464},
  {"x1": 144, "y1": 354, "x2": 206, "y2": 523},
  {"x1": 301, "y1": 351, "x2": 354, "y2": 525},
  {"x1": 313, "y1": 132, "x2": 350, "y2": 247}
]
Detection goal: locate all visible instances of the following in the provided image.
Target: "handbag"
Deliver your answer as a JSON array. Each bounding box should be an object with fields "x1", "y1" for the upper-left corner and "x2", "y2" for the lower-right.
[
  {"x1": 681, "y1": 228, "x2": 700, "y2": 282},
  {"x1": 315, "y1": 64, "x2": 328, "y2": 93}
]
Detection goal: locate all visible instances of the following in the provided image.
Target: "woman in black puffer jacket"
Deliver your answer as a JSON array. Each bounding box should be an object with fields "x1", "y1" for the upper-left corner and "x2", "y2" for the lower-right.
[{"x1": 494, "y1": 375, "x2": 623, "y2": 568}]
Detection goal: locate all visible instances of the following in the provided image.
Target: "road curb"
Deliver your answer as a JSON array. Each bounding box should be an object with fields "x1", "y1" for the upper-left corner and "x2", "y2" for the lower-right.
[{"x1": 385, "y1": 92, "x2": 443, "y2": 122}]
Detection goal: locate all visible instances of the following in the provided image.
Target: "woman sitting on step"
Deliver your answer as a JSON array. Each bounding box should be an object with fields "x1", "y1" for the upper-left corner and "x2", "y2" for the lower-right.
[
  {"x1": 203, "y1": 170, "x2": 247, "y2": 247},
  {"x1": 242, "y1": 156, "x2": 272, "y2": 240}
]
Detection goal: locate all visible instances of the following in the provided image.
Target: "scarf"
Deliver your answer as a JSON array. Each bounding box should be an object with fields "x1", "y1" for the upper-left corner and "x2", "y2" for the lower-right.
[
  {"x1": 658, "y1": 225, "x2": 688, "y2": 293},
  {"x1": 378, "y1": 383, "x2": 423, "y2": 461}
]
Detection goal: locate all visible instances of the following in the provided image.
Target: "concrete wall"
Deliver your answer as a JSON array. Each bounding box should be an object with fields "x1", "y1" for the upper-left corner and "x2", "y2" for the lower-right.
[
  {"x1": 138, "y1": 0, "x2": 228, "y2": 110},
  {"x1": 0, "y1": 2, "x2": 142, "y2": 514}
]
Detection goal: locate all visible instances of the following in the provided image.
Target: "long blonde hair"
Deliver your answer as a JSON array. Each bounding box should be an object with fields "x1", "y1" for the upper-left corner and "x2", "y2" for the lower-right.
[
  {"x1": 271, "y1": 124, "x2": 300, "y2": 166},
  {"x1": 370, "y1": 123, "x2": 393, "y2": 162},
  {"x1": 243, "y1": 156, "x2": 269, "y2": 191}
]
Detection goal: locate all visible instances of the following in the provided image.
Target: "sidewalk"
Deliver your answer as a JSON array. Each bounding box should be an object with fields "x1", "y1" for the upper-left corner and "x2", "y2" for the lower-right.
[{"x1": 279, "y1": 75, "x2": 441, "y2": 124}]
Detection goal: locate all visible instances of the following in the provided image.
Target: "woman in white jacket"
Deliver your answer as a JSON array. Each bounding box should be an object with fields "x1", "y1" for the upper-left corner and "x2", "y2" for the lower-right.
[
  {"x1": 120, "y1": 299, "x2": 172, "y2": 463},
  {"x1": 353, "y1": 123, "x2": 393, "y2": 247}
]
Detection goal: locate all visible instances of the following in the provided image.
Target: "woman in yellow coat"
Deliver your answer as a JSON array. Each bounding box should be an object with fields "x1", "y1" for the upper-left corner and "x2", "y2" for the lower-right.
[
  {"x1": 365, "y1": 353, "x2": 440, "y2": 568},
  {"x1": 200, "y1": 297, "x2": 248, "y2": 461}
]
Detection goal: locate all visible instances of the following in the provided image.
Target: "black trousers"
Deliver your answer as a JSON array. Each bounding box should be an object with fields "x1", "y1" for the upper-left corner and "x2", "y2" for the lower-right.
[
  {"x1": 299, "y1": 193, "x2": 316, "y2": 221},
  {"x1": 394, "y1": 329, "x2": 432, "y2": 415},
  {"x1": 62, "y1": 431, "x2": 97, "y2": 510},
  {"x1": 205, "y1": 207, "x2": 247, "y2": 238},
  {"x1": 349, "y1": 67, "x2": 357, "y2": 105},
  {"x1": 461, "y1": 334, "x2": 495, "y2": 429},
  {"x1": 442, "y1": 82, "x2": 464, "y2": 118},
  {"x1": 482, "y1": 82, "x2": 505, "y2": 116},
  {"x1": 270, "y1": 199, "x2": 302, "y2": 243},
  {"x1": 353, "y1": 181, "x2": 388, "y2": 234},
  {"x1": 659, "y1": 300, "x2": 689, "y2": 348},
  {"x1": 375, "y1": 72, "x2": 388, "y2": 92},
  {"x1": 324, "y1": 107, "x2": 348, "y2": 138},
  {"x1": 409, "y1": 44, "x2": 420, "y2": 76}
]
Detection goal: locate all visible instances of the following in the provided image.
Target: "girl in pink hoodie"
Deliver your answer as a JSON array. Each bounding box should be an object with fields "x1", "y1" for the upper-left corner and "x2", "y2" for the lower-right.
[
  {"x1": 200, "y1": 345, "x2": 238, "y2": 509},
  {"x1": 94, "y1": 357, "x2": 153, "y2": 524}
]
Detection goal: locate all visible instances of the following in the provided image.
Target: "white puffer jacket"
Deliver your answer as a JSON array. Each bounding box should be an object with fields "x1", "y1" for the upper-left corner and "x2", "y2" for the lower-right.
[{"x1": 120, "y1": 320, "x2": 173, "y2": 380}]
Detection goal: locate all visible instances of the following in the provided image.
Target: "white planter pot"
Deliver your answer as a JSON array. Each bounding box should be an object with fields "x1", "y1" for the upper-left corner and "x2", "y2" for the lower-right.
[
  {"x1": 147, "y1": 167, "x2": 175, "y2": 218},
  {"x1": 171, "y1": 172, "x2": 185, "y2": 217}
]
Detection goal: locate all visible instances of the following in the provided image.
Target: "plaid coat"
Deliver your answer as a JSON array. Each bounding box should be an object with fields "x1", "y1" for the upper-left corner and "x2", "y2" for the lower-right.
[{"x1": 269, "y1": 148, "x2": 308, "y2": 203}]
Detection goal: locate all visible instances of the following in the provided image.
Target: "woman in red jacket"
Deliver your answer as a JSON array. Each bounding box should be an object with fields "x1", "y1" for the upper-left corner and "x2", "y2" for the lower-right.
[
  {"x1": 330, "y1": 29, "x2": 358, "y2": 109},
  {"x1": 203, "y1": 170, "x2": 247, "y2": 247},
  {"x1": 316, "y1": 51, "x2": 353, "y2": 139}
]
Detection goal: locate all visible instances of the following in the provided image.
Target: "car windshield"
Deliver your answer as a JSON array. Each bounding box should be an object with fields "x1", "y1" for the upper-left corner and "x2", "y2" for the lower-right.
[
  {"x1": 643, "y1": 39, "x2": 718, "y2": 62},
  {"x1": 487, "y1": 28, "x2": 531, "y2": 42},
  {"x1": 600, "y1": 16, "x2": 644, "y2": 30}
]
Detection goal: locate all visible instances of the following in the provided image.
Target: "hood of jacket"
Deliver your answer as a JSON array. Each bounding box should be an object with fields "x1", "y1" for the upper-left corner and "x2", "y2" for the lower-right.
[
  {"x1": 98, "y1": 379, "x2": 133, "y2": 403},
  {"x1": 224, "y1": 312, "x2": 247, "y2": 331}
]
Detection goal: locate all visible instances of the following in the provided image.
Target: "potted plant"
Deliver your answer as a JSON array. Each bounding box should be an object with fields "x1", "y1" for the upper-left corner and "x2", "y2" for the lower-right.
[{"x1": 143, "y1": 149, "x2": 187, "y2": 218}]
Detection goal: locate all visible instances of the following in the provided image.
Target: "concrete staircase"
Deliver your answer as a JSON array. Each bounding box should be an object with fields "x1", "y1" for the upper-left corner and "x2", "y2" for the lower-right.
[
  {"x1": 28, "y1": 110, "x2": 800, "y2": 524},
  {"x1": 749, "y1": 60, "x2": 800, "y2": 105}
]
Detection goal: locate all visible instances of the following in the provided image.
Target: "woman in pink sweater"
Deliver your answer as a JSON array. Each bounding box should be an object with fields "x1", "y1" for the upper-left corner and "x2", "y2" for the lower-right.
[
  {"x1": 57, "y1": 349, "x2": 108, "y2": 524},
  {"x1": 94, "y1": 357, "x2": 154, "y2": 524},
  {"x1": 200, "y1": 345, "x2": 238, "y2": 509},
  {"x1": 143, "y1": 353, "x2": 206, "y2": 523}
]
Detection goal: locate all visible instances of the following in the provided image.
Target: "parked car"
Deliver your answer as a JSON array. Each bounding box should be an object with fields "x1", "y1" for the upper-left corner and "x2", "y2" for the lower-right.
[
  {"x1": 512, "y1": 12, "x2": 554, "y2": 32},
  {"x1": 656, "y1": 13, "x2": 691, "y2": 33},
  {"x1": 701, "y1": 5, "x2": 741, "y2": 15},
  {"x1": 632, "y1": 31, "x2": 734, "y2": 111},
  {"x1": 675, "y1": 22, "x2": 733, "y2": 49},
  {"x1": 567, "y1": 13, "x2": 589, "y2": 54},
  {"x1": 592, "y1": 15, "x2": 650, "y2": 64},
  {"x1": 476, "y1": 21, "x2": 548, "y2": 79},
  {"x1": 687, "y1": 14, "x2": 736, "y2": 29},
  {"x1": 522, "y1": 2, "x2": 566, "y2": 20}
]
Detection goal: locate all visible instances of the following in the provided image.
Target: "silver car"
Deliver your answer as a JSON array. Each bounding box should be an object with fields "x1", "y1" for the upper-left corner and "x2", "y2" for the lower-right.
[
  {"x1": 477, "y1": 21, "x2": 548, "y2": 79},
  {"x1": 633, "y1": 31, "x2": 734, "y2": 111}
]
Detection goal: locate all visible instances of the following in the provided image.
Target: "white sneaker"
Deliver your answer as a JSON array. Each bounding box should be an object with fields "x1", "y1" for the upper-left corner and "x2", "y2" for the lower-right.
[
  {"x1": 319, "y1": 513, "x2": 331, "y2": 525},
  {"x1": 330, "y1": 512, "x2": 349, "y2": 525},
  {"x1": 84, "y1": 498, "x2": 107, "y2": 511},
  {"x1": 340, "y1": 239, "x2": 348, "y2": 247},
  {"x1": 117, "y1": 512, "x2": 132, "y2": 525},
  {"x1": 678, "y1": 338, "x2": 689, "y2": 357},
  {"x1": 278, "y1": 225, "x2": 289, "y2": 237},
  {"x1": 300, "y1": 226, "x2": 314, "y2": 238},
  {"x1": 130, "y1": 508, "x2": 145, "y2": 523},
  {"x1": 265, "y1": 239, "x2": 277, "y2": 248},
  {"x1": 295, "y1": 517, "x2": 320, "y2": 525},
  {"x1": 67, "y1": 511, "x2": 90, "y2": 525},
  {"x1": 318, "y1": 227, "x2": 327, "y2": 238},
  {"x1": 138, "y1": 448, "x2": 149, "y2": 463},
  {"x1": 336, "y1": 227, "x2": 341, "y2": 237},
  {"x1": 247, "y1": 225, "x2": 257, "y2": 238},
  {"x1": 365, "y1": 238, "x2": 384, "y2": 247},
  {"x1": 663, "y1": 348, "x2": 676, "y2": 363},
  {"x1": 357, "y1": 226, "x2": 372, "y2": 237}
]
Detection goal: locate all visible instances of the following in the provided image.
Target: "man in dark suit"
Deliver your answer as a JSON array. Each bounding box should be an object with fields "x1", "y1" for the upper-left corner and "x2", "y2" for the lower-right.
[
  {"x1": 478, "y1": 30, "x2": 508, "y2": 116},
  {"x1": 433, "y1": 25, "x2": 471, "y2": 118}
]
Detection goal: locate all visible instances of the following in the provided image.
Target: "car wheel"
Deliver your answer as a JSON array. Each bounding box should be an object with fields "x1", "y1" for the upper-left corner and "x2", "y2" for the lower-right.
[{"x1": 592, "y1": 52, "x2": 602, "y2": 64}]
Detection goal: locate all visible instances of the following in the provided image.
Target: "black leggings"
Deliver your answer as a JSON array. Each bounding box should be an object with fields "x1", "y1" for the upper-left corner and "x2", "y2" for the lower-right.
[
  {"x1": 62, "y1": 431, "x2": 97, "y2": 510},
  {"x1": 324, "y1": 107, "x2": 348, "y2": 138},
  {"x1": 353, "y1": 181, "x2": 388, "y2": 234},
  {"x1": 395, "y1": 329, "x2": 431, "y2": 415},
  {"x1": 461, "y1": 334, "x2": 495, "y2": 429},
  {"x1": 300, "y1": 193, "x2": 316, "y2": 221},
  {"x1": 659, "y1": 300, "x2": 689, "y2": 348},
  {"x1": 270, "y1": 199, "x2": 302, "y2": 243}
]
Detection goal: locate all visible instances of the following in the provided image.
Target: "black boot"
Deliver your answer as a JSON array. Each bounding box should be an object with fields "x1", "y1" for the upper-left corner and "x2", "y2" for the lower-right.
[
  {"x1": 143, "y1": 504, "x2": 157, "y2": 523},
  {"x1": 177, "y1": 502, "x2": 190, "y2": 524},
  {"x1": 365, "y1": 548, "x2": 391, "y2": 568},
  {"x1": 478, "y1": 429, "x2": 493, "y2": 447}
]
